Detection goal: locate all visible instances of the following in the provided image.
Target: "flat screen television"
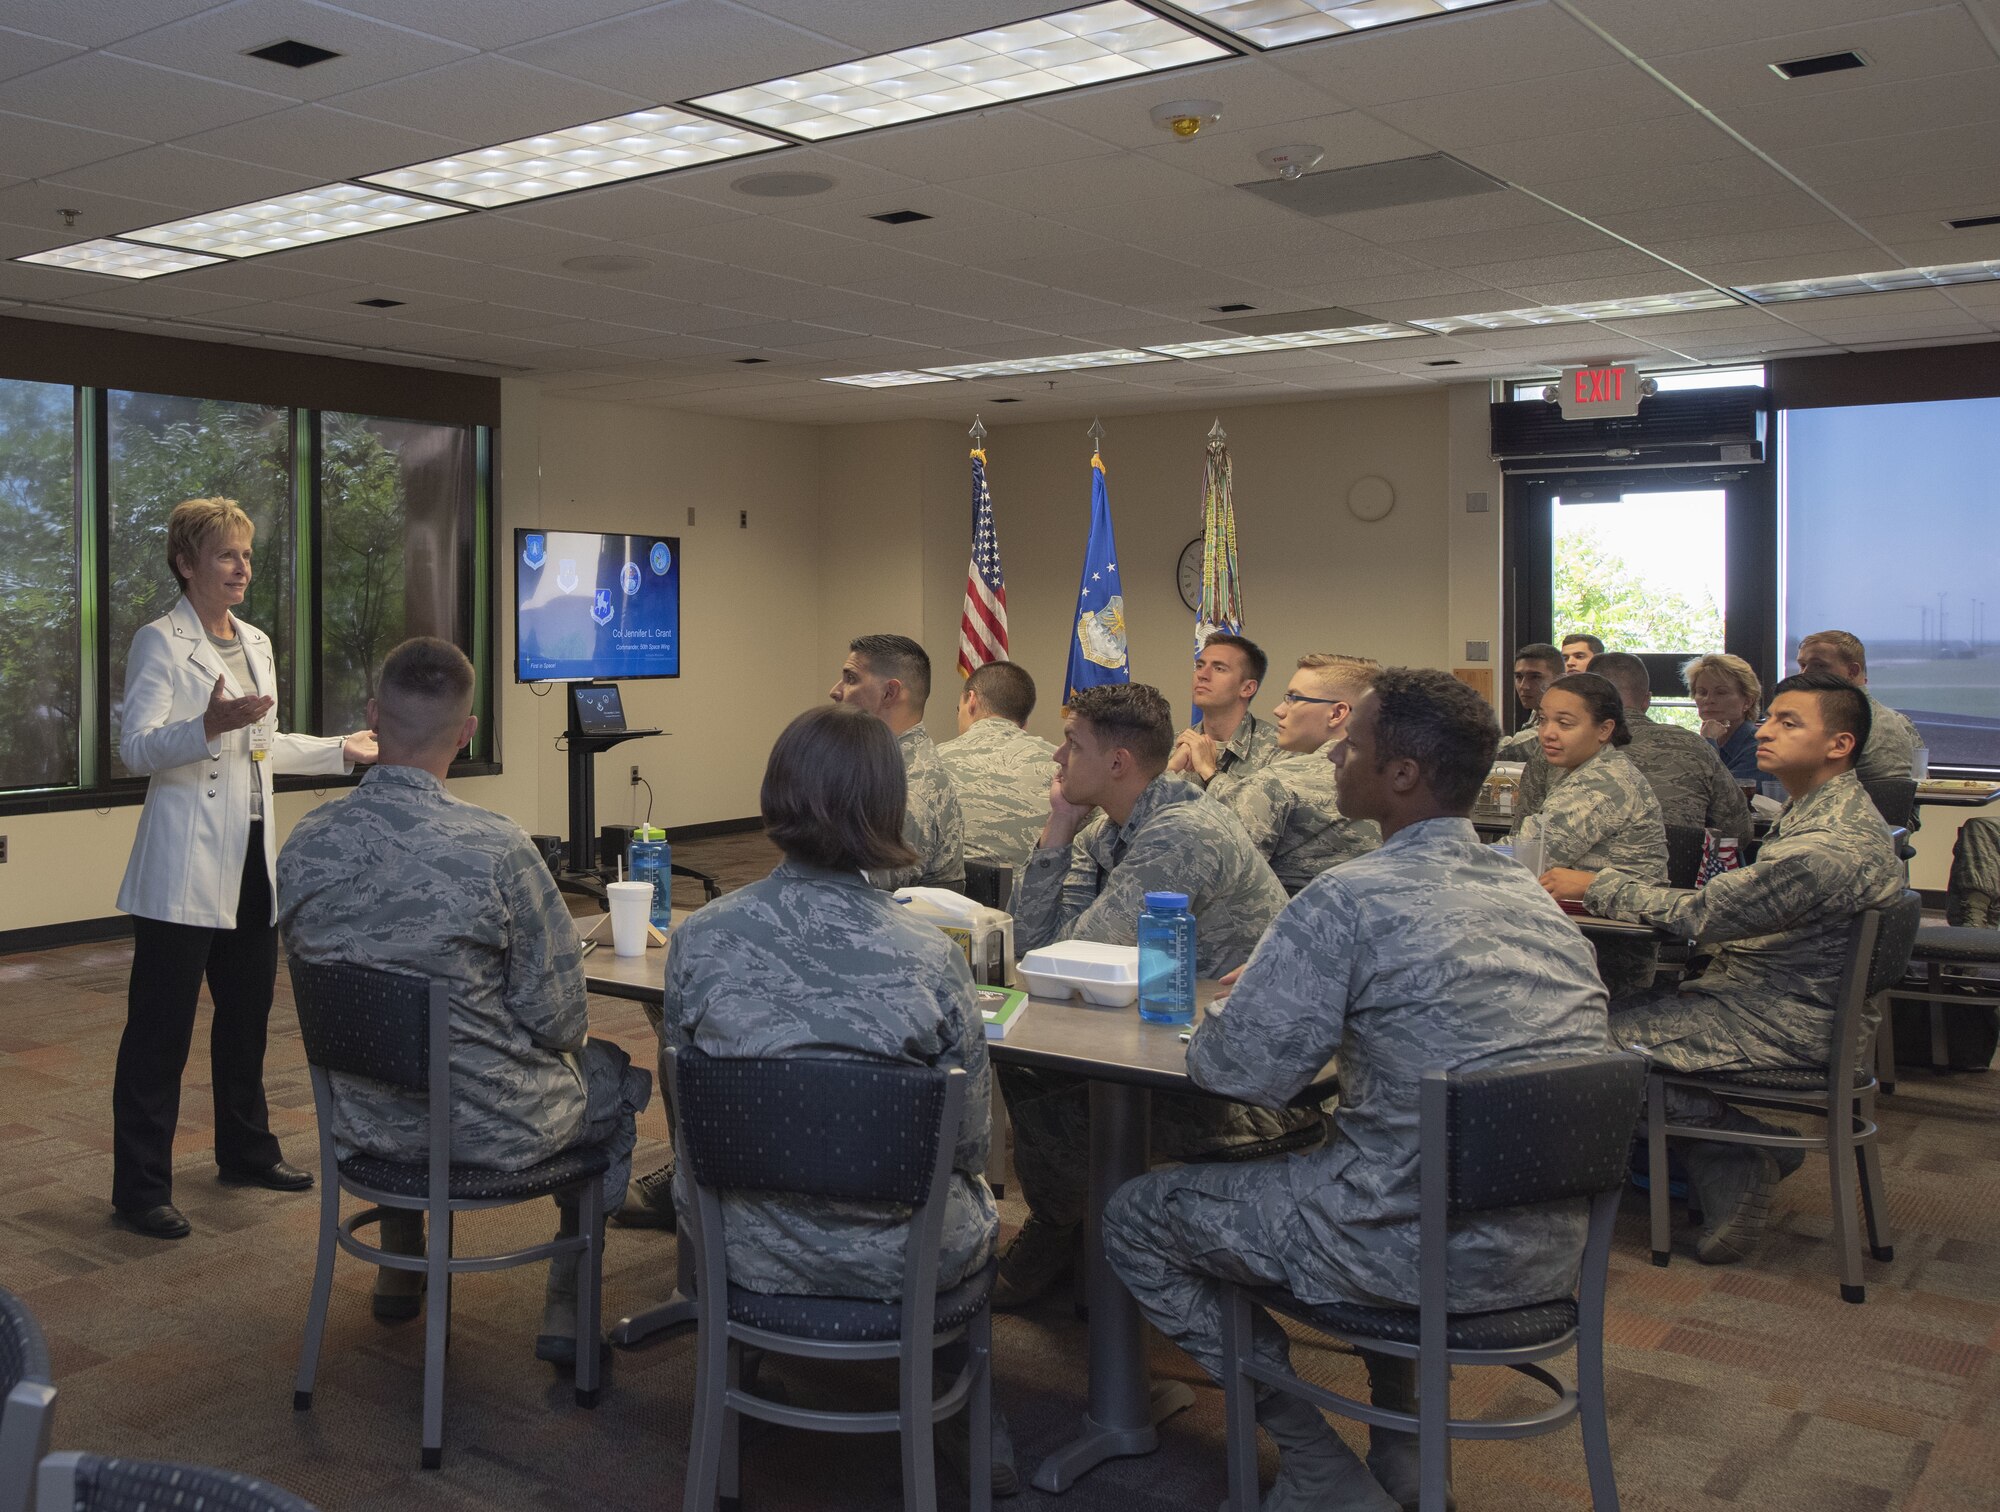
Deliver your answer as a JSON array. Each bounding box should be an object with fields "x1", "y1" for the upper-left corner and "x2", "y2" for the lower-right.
[{"x1": 515, "y1": 529, "x2": 681, "y2": 683}]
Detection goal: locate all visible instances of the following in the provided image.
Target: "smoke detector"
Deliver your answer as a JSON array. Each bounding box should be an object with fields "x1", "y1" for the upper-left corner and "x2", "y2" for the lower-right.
[
  {"x1": 1151, "y1": 99, "x2": 1222, "y2": 138},
  {"x1": 1256, "y1": 144, "x2": 1325, "y2": 181}
]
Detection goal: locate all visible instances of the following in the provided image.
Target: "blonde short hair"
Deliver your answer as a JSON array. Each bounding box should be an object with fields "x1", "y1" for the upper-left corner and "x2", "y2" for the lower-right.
[
  {"x1": 1681, "y1": 652, "x2": 1762, "y2": 717},
  {"x1": 1296, "y1": 653, "x2": 1381, "y2": 698},
  {"x1": 1797, "y1": 629, "x2": 1867, "y2": 672},
  {"x1": 165, "y1": 497, "x2": 254, "y2": 591}
]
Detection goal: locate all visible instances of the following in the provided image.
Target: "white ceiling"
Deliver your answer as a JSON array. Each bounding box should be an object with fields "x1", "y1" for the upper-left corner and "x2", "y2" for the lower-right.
[{"x1": 2, "y1": 0, "x2": 1998, "y2": 423}]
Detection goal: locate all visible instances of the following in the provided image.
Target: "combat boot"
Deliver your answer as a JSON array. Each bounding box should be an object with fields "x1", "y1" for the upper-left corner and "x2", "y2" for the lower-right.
[
  {"x1": 992, "y1": 1217, "x2": 1076, "y2": 1311},
  {"x1": 1711, "y1": 1105, "x2": 1804, "y2": 1179},
  {"x1": 1236, "y1": 1392, "x2": 1400, "y2": 1512},
  {"x1": 534, "y1": 1205, "x2": 605, "y2": 1367},
  {"x1": 1686, "y1": 1144, "x2": 1780, "y2": 1265},
  {"x1": 612, "y1": 1158, "x2": 677, "y2": 1230},
  {"x1": 1362, "y1": 1351, "x2": 1455, "y2": 1512}
]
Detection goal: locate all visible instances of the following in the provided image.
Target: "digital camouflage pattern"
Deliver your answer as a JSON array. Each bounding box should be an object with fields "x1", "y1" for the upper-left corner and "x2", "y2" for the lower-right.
[
  {"x1": 1521, "y1": 743, "x2": 1669, "y2": 999},
  {"x1": 1949, "y1": 817, "x2": 2000, "y2": 927},
  {"x1": 1102, "y1": 816, "x2": 1613, "y2": 1383},
  {"x1": 1517, "y1": 713, "x2": 1752, "y2": 843},
  {"x1": 887, "y1": 724, "x2": 966, "y2": 891},
  {"x1": 661, "y1": 859, "x2": 996, "y2": 1299},
  {"x1": 276, "y1": 766, "x2": 650, "y2": 1204},
  {"x1": 1588, "y1": 769, "x2": 1906, "y2": 1070},
  {"x1": 1209, "y1": 749, "x2": 1380, "y2": 896},
  {"x1": 1006, "y1": 772, "x2": 1312, "y2": 1231},
  {"x1": 935, "y1": 716, "x2": 1056, "y2": 873},
  {"x1": 1204, "y1": 708, "x2": 1280, "y2": 782},
  {"x1": 1857, "y1": 694, "x2": 1921, "y2": 785},
  {"x1": 1495, "y1": 714, "x2": 1541, "y2": 761}
]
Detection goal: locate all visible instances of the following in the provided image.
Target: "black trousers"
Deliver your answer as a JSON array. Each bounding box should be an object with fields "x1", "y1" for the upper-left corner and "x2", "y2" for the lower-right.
[{"x1": 112, "y1": 824, "x2": 284, "y2": 1211}]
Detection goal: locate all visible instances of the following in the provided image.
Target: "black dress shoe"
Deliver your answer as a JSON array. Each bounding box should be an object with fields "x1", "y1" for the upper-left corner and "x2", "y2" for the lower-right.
[
  {"x1": 218, "y1": 1160, "x2": 315, "y2": 1192},
  {"x1": 116, "y1": 1203, "x2": 192, "y2": 1240}
]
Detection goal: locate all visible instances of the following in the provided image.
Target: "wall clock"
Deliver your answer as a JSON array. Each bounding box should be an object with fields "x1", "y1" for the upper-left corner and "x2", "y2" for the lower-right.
[{"x1": 1177, "y1": 537, "x2": 1203, "y2": 611}]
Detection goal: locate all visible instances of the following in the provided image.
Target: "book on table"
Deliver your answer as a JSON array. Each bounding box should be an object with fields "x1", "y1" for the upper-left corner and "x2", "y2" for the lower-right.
[{"x1": 977, "y1": 986, "x2": 1029, "y2": 1041}]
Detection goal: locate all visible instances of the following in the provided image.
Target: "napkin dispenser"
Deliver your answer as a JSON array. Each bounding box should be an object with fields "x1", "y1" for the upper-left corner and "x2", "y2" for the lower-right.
[{"x1": 894, "y1": 886, "x2": 1015, "y2": 986}]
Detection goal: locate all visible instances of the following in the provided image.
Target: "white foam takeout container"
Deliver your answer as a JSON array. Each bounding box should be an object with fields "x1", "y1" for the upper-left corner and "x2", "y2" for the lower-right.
[{"x1": 1017, "y1": 941, "x2": 1141, "y2": 1008}]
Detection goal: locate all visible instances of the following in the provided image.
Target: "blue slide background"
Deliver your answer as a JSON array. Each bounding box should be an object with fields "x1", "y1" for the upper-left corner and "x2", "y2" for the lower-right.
[{"x1": 516, "y1": 530, "x2": 680, "y2": 681}]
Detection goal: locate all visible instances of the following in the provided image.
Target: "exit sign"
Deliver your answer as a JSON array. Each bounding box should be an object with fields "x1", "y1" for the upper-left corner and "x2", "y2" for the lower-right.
[{"x1": 1557, "y1": 363, "x2": 1643, "y2": 420}]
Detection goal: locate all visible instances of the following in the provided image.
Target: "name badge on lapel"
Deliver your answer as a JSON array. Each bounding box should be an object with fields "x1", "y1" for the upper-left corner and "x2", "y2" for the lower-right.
[{"x1": 249, "y1": 718, "x2": 274, "y2": 761}]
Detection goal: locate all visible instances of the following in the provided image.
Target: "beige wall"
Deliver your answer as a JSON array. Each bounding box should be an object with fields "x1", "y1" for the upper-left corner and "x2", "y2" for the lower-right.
[{"x1": 9, "y1": 377, "x2": 1974, "y2": 933}]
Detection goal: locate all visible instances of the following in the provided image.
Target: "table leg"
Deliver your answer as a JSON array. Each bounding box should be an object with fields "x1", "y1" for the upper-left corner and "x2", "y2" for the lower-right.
[
  {"x1": 610, "y1": 1232, "x2": 697, "y2": 1346},
  {"x1": 1030, "y1": 1080, "x2": 1194, "y2": 1494}
]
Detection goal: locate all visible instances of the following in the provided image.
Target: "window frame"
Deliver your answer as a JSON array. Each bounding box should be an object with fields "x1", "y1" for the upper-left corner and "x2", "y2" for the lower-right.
[{"x1": 0, "y1": 393, "x2": 500, "y2": 817}]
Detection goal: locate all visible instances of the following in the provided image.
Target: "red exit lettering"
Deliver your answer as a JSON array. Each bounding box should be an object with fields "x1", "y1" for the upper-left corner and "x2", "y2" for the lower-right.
[{"x1": 1573, "y1": 367, "x2": 1625, "y2": 405}]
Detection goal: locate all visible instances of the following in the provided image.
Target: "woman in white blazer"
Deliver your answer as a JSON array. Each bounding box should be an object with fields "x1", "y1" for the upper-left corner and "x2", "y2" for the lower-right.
[{"x1": 112, "y1": 497, "x2": 376, "y2": 1239}]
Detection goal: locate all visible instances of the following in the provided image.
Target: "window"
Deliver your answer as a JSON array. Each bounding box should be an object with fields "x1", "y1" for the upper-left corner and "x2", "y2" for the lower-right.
[
  {"x1": 1782, "y1": 397, "x2": 2000, "y2": 770},
  {"x1": 319, "y1": 413, "x2": 477, "y2": 742},
  {"x1": 0, "y1": 380, "x2": 79, "y2": 790},
  {"x1": 107, "y1": 392, "x2": 293, "y2": 775}
]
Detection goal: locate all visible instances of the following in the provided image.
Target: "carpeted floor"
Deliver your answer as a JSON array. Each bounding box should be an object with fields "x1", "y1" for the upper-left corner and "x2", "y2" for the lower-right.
[{"x1": 2, "y1": 831, "x2": 1997, "y2": 1510}]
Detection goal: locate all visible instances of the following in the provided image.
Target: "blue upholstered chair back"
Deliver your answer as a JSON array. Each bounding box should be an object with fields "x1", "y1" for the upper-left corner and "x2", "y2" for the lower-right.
[
  {"x1": 36, "y1": 1453, "x2": 320, "y2": 1512},
  {"x1": 1434, "y1": 1055, "x2": 1648, "y2": 1215},
  {"x1": 1662, "y1": 824, "x2": 1708, "y2": 891},
  {"x1": 288, "y1": 958, "x2": 434, "y2": 1092},
  {"x1": 673, "y1": 1049, "x2": 957, "y2": 1207},
  {"x1": 0, "y1": 1287, "x2": 48, "y2": 1402},
  {"x1": 1, "y1": 1283, "x2": 55, "y2": 1512},
  {"x1": 1867, "y1": 892, "x2": 1924, "y2": 998},
  {"x1": 1860, "y1": 778, "x2": 1917, "y2": 830}
]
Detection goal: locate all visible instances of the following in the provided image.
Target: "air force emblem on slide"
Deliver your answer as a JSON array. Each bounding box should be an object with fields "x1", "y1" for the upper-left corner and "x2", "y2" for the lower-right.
[
  {"x1": 556, "y1": 559, "x2": 578, "y2": 594},
  {"x1": 650, "y1": 541, "x2": 672, "y2": 575},
  {"x1": 521, "y1": 533, "x2": 546, "y2": 570},
  {"x1": 592, "y1": 588, "x2": 614, "y2": 625},
  {"x1": 1077, "y1": 595, "x2": 1128, "y2": 670},
  {"x1": 621, "y1": 561, "x2": 642, "y2": 596}
]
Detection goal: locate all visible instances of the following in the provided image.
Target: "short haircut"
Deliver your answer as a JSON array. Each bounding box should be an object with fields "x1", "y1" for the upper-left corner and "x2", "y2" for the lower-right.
[
  {"x1": 1561, "y1": 633, "x2": 1605, "y2": 655},
  {"x1": 1295, "y1": 652, "x2": 1380, "y2": 699},
  {"x1": 1586, "y1": 651, "x2": 1649, "y2": 707},
  {"x1": 1771, "y1": 669, "x2": 1872, "y2": 757},
  {"x1": 965, "y1": 660, "x2": 1036, "y2": 725},
  {"x1": 1367, "y1": 667, "x2": 1498, "y2": 811},
  {"x1": 1065, "y1": 683, "x2": 1175, "y2": 771},
  {"x1": 1201, "y1": 631, "x2": 1268, "y2": 687},
  {"x1": 375, "y1": 637, "x2": 474, "y2": 751},
  {"x1": 1798, "y1": 629, "x2": 1867, "y2": 673},
  {"x1": 1547, "y1": 671, "x2": 1632, "y2": 746},
  {"x1": 761, "y1": 705, "x2": 918, "y2": 874},
  {"x1": 850, "y1": 633, "x2": 931, "y2": 706},
  {"x1": 1514, "y1": 642, "x2": 1564, "y2": 675},
  {"x1": 1681, "y1": 652, "x2": 1762, "y2": 718},
  {"x1": 165, "y1": 497, "x2": 254, "y2": 590}
]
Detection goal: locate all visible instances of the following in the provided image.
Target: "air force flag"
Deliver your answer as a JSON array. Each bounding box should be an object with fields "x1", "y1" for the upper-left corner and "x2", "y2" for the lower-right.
[{"x1": 1064, "y1": 453, "x2": 1129, "y2": 702}]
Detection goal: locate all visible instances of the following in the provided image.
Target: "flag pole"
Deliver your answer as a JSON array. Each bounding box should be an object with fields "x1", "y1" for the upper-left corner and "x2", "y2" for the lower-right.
[
  {"x1": 1088, "y1": 416, "x2": 1105, "y2": 459},
  {"x1": 969, "y1": 414, "x2": 986, "y2": 449}
]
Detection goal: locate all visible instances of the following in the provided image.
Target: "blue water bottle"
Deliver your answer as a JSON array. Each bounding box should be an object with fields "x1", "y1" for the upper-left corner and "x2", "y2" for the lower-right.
[
  {"x1": 1137, "y1": 890, "x2": 1197, "y2": 1026},
  {"x1": 627, "y1": 826, "x2": 672, "y2": 929}
]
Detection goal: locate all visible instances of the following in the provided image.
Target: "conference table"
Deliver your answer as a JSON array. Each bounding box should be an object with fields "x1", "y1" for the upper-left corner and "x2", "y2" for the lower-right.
[{"x1": 583, "y1": 944, "x2": 1335, "y2": 1495}]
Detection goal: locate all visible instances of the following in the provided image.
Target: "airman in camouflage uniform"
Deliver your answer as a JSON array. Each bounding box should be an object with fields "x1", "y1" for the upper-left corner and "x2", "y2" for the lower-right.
[
  {"x1": 1517, "y1": 714, "x2": 1752, "y2": 842},
  {"x1": 1172, "y1": 633, "x2": 1282, "y2": 786},
  {"x1": 1001, "y1": 748, "x2": 1315, "y2": 1306},
  {"x1": 1100, "y1": 669, "x2": 1617, "y2": 1512},
  {"x1": 277, "y1": 765, "x2": 651, "y2": 1203},
  {"x1": 1206, "y1": 707, "x2": 1280, "y2": 779},
  {"x1": 1519, "y1": 743, "x2": 1668, "y2": 999},
  {"x1": 661, "y1": 858, "x2": 996, "y2": 1298},
  {"x1": 1948, "y1": 817, "x2": 2000, "y2": 927},
  {"x1": 936, "y1": 715, "x2": 1056, "y2": 873},
  {"x1": 893, "y1": 723, "x2": 967, "y2": 891},
  {"x1": 1210, "y1": 749, "x2": 1379, "y2": 895},
  {"x1": 1857, "y1": 694, "x2": 1921, "y2": 785}
]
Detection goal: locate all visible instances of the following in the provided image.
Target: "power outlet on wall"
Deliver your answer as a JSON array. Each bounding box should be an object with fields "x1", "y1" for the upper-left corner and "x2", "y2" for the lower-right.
[
  {"x1": 739, "y1": 510, "x2": 748, "y2": 528},
  {"x1": 0, "y1": 834, "x2": 7, "y2": 863},
  {"x1": 629, "y1": 765, "x2": 640, "y2": 786}
]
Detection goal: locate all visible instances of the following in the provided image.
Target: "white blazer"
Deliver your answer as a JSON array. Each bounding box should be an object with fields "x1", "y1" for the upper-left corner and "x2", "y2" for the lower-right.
[{"x1": 117, "y1": 597, "x2": 350, "y2": 930}]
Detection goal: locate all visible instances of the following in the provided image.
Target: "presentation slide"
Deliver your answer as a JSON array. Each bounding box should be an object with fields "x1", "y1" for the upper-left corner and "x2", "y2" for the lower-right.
[{"x1": 516, "y1": 530, "x2": 680, "y2": 682}]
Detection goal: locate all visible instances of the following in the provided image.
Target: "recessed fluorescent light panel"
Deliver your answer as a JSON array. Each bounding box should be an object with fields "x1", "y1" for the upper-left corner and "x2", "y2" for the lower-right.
[
  {"x1": 823, "y1": 370, "x2": 958, "y2": 388},
  {"x1": 1165, "y1": 0, "x2": 1510, "y2": 51},
  {"x1": 362, "y1": 110, "x2": 789, "y2": 208},
  {"x1": 1409, "y1": 290, "x2": 1739, "y2": 332},
  {"x1": 1143, "y1": 322, "x2": 1417, "y2": 357},
  {"x1": 925, "y1": 349, "x2": 1169, "y2": 378},
  {"x1": 1733, "y1": 260, "x2": 2000, "y2": 303},
  {"x1": 17, "y1": 239, "x2": 229, "y2": 278},
  {"x1": 123, "y1": 184, "x2": 467, "y2": 258},
  {"x1": 688, "y1": 2, "x2": 1229, "y2": 141}
]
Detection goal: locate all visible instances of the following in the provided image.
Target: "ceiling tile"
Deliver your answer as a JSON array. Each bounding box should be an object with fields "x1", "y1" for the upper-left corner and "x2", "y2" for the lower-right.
[
  {"x1": 1831, "y1": 170, "x2": 2000, "y2": 221},
  {"x1": 106, "y1": 0, "x2": 477, "y2": 103},
  {"x1": 49, "y1": 281, "x2": 265, "y2": 318},
  {"x1": 502, "y1": 181, "x2": 754, "y2": 241},
  {"x1": 1532, "y1": 154, "x2": 1797, "y2": 218},
  {"x1": 1717, "y1": 66, "x2": 2000, "y2": 151},
  {"x1": 42, "y1": 146, "x2": 325, "y2": 214},
  {"x1": 1595, "y1": 188, "x2": 1845, "y2": 245},
  {"x1": 0, "y1": 52, "x2": 293, "y2": 140},
  {"x1": 0, "y1": 0, "x2": 219, "y2": 49},
  {"x1": 0, "y1": 180, "x2": 192, "y2": 242},
  {"x1": 828, "y1": 109, "x2": 1111, "y2": 182},
  {"x1": 1464, "y1": 108, "x2": 1743, "y2": 183},
  {"x1": 0, "y1": 109, "x2": 150, "y2": 180},
  {"x1": 502, "y1": 0, "x2": 840, "y2": 105},
  {"x1": 734, "y1": 0, "x2": 1058, "y2": 53},
  {"x1": 1777, "y1": 122, "x2": 2000, "y2": 188},
  {"x1": 1021, "y1": 56, "x2": 1346, "y2": 149},
  {"x1": 1648, "y1": 6, "x2": 1994, "y2": 111},
  {"x1": 1572, "y1": 0, "x2": 1921, "y2": 59},
  {"x1": 954, "y1": 151, "x2": 1216, "y2": 216},
  {"x1": 1646, "y1": 220, "x2": 1877, "y2": 268},
  {"x1": 0, "y1": 26, "x2": 85, "y2": 83},
  {"x1": 174, "y1": 103, "x2": 474, "y2": 179},
  {"x1": 654, "y1": 148, "x2": 923, "y2": 210},
  {"x1": 326, "y1": 54, "x2": 653, "y2": 144}
]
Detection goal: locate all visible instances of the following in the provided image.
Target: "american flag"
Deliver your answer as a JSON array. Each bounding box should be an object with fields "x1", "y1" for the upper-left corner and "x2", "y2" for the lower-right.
[{"x1": 957, "y1": 445, "x2": 1009, "y2": 676}]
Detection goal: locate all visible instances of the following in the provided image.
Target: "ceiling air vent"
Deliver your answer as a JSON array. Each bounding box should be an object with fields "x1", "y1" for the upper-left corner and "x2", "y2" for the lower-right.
[
  {"x1": 1770, "y1": 51, "x2": 1865, "y2": 80},
  {"x1": 1237, "y1": 153, "x2": 1505, "y2": 217}
]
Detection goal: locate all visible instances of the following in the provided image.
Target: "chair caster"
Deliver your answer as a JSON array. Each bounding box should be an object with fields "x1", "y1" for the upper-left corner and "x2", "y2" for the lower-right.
[
  {"x1": 1651, "y1": 1251, "x2": 1670, "y2": 1268},
  {"x1": 1871, "y1": 1245, "x2": 1894, "y2": 1262},
  {"x1": 293, "y1": 1390, "x2": 313, "y2": 1412},
  {"x1": 576, "y1": 1386, "x2": 601, "y2": 1409},
  {"x1": 1840, "y1": 1283, "x2": 1865, "y2": 1304},
  {"x1": 422, "y1": 1447, "x2": 442, "y2": 1470}
]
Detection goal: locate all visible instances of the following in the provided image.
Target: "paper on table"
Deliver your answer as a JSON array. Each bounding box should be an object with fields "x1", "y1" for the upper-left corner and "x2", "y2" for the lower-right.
[{"x1": 1750, "y1": 793, "x2": 1785, "y2": 817}]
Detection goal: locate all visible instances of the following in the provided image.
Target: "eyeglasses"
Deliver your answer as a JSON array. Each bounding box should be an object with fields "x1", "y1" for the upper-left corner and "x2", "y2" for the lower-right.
[{"x1": 1277, "y1": 691, "x2": 1346, "y2": 707}]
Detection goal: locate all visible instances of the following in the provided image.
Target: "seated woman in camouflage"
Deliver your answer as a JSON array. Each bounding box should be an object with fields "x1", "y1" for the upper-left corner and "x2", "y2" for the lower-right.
[
  {"x1": 1526, "y1": 672, "x2": 1670, "y2": 999},
  {"x1": 659, "y1": 704, "x2": 1016, "y2": 1496}
]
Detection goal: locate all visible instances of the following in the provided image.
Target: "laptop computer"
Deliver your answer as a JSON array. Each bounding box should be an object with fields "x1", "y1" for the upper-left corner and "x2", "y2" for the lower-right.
[{"x1": 571, "y1": 684, "x2": 627, "y2": 735}]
